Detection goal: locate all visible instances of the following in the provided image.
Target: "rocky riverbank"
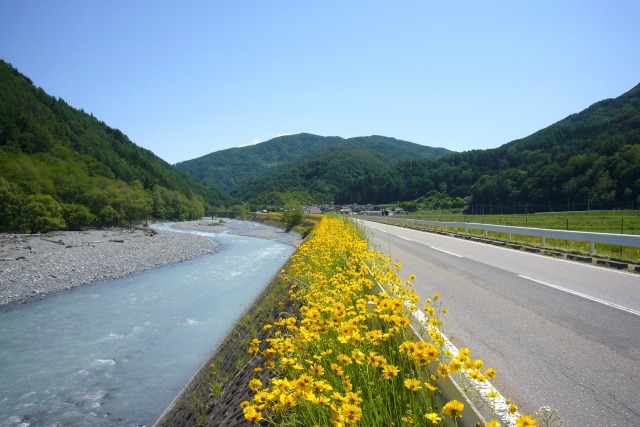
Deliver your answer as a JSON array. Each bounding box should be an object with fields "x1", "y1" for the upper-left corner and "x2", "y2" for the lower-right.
[{"x1": 0, "y1": 218, "x2": 302, "y2": 307}]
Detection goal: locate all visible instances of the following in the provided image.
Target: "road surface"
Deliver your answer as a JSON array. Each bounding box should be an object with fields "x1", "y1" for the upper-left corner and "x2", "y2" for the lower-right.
[{"x1": 361, "y1": 220, "x2": 640, "y2": 427}]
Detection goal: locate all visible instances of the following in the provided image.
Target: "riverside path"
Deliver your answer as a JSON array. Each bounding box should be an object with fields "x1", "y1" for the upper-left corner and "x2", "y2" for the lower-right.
[{"x1": 361, "y1": 220, "x2": 640, "y2": 427}]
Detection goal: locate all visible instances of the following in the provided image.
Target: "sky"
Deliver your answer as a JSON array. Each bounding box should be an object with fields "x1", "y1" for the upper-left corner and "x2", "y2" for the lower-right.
[{"x1": 1, "y1": 1, "x2": 639, "y2": 164}]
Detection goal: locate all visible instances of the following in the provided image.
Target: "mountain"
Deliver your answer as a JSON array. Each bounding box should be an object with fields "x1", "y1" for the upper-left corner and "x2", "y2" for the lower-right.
[
  {"x1": 0, "y1": 60, "x2": 230, "y2": 232},
  {"x1": 176, "y1": 133, "x2": 451, "y2": 202},
  {"x1": 336, "y1": 83, "x2": 640, "y2": 212}
]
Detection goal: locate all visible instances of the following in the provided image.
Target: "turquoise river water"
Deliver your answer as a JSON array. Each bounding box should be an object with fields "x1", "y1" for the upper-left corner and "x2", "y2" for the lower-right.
[{"x1": 0, "y1": 223, "x2": 295, "y2": 426}]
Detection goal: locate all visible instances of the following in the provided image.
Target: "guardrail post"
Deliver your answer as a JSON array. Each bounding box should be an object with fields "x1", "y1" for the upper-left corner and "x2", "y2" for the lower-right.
[
  {"x1": 508, "y1": 232, "x2": 512, "y2": 241},
  {"x1": 542, "y1": 236, "x2": 546, "y2": 248},
  {"x1": 590, "y1": 242, "x2": 595, "y2": 255}
]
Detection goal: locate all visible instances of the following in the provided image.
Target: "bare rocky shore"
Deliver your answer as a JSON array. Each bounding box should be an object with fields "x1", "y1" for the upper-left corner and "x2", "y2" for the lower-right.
[{"x1": 0, "y1": 218, "x2": 301, "y2": 307}]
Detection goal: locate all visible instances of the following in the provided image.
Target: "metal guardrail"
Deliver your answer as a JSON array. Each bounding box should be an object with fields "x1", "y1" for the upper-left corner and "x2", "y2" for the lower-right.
[{"x1": 381, "y1": 219, "x2": 640, "y2": 255}]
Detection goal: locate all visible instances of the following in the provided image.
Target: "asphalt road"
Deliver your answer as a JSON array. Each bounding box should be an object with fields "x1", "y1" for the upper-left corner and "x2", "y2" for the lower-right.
[{"x1": 361, "y1": 220, "x2": 640, "y2": 427}]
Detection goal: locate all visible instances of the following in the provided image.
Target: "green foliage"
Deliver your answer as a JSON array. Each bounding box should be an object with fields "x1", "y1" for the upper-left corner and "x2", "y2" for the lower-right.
[
  {"x1": 280, "y1": 203, "x2": 304, "y2": 231},
  {"x1": 22, "y1": 194, "x2": 67, "y2": 233},
  {"x1": 229, "y1": 204, "x2": 251, "y2": 219},
  {"x1": 62, "y1": 203, "x2": 97, "y2": 230},
  {"x1": 0, "y1": 177, "x2": 24, "y2": 230},
  {"x1": 0, "y1": 60, "x2": 228, "y2": 232},
  {"x1": 399, "y1": 190, "x2": 468, "y2": 213}
]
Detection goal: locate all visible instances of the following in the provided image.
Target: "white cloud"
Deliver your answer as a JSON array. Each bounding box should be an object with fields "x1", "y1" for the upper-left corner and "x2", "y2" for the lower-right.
[{"x1": 240, "y1": 137, "x2": 260, "y2": 147}]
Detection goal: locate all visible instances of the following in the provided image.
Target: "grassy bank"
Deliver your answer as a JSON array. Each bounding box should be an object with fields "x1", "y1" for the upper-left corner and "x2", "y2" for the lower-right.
[
  {"x1": 249, "y1": 212, "x2": 321, "y2": 238},
  {"x1": 412, "y1": 210, "x2": 640, "y2": 234},
  {"x1": 380, "y1": 210, "x2": 640, "y2": 264}
]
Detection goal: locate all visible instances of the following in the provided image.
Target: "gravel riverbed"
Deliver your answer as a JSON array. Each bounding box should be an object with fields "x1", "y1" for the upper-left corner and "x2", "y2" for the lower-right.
[{"x1": 0, "y1": 218, "x2": 302, "y2": 307}]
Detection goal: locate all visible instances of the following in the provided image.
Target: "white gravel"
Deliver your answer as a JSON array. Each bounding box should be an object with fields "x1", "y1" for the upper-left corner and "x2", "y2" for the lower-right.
[{"x1": 0, "y1": 219, "x2": 302, "y2": 307}]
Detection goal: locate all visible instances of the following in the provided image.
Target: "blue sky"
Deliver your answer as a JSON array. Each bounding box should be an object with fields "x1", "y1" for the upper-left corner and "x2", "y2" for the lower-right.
[{"x1": 1, "y1": 1, "x2": 639, "y2": 164}]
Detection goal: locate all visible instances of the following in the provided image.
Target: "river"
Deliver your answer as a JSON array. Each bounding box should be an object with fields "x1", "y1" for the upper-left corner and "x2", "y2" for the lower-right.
[{"x1": 0, "y1": 223, "x2": 296, "y2": 426}]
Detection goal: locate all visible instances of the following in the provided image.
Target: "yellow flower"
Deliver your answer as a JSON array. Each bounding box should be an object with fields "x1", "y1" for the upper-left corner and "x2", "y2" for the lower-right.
[
  {"x1": 381, "y1": 364, "x2": 400, "y2": 379},
  {"x1": 425, "y1": 412, "x2": 442, "y2": 424},
  {"x1": 442, "y1": 400, "x2": 464, "y2": 418},
  {"x1": 342, "y1": 403, "x2": 362, "y2": 424},
  {"x1": 516, "y1": 415, "x2": 538, "y2": 427},
  {"x1": 468, "y1": 370, "x2": 486, "y2": 382},
  {"x1": 330, "y1": 363, "x2": 344, "y2": 376},
  {"x1": 243, "y1": 404, "x2": 263, "y2": 423},
  {"x1": 404, "y1": 378, "x2": 422, "y2": 391},
  {"x1": 310, "y1": 363, "x2": 325, "y2": 376},
  {"x1": 437, "y1": 363, "x2": 450, "y2": 378},
  {"x1": 337, "y1": 354, "x2": 353, "y2": 365},
  {"x1": 296, "y1": 374, "x2": 314, "y2": 392},
  {"x1": 484, "y1": 367, "x2": 497, "y2": 380},
  {"x1": 248, "y1": 378, "x2": 262, "y2": 391},
  {"x1": 351, "y1": 349, "x2": 365, "y2": 364},
  {"x1": 486, "y1": 421, "x2": 501, "y2": 427},
  {"x1": 424, "y1": 382, "x2": 437, "y2": 392},
  {"x1": 345, "y1": 390, "x2": 363, "y2": 404},
  {"x1": 508, "y1": 404, "x2": 519, "y2": 414},
  {"x1": 449, "y1": 358, "x2": 462, "y2": 373}
]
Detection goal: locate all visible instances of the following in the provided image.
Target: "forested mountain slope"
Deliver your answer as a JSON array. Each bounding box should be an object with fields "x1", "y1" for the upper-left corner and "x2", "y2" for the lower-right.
[
  {"x1": 336, "y1": 83, "x2": 640, "y2": 212},
  {"x1": 176, "y1": 133, "x2": 450, "y2": 194},
  {"x1": 0, "y1": 60, "x2": 230, "y2": 232}
]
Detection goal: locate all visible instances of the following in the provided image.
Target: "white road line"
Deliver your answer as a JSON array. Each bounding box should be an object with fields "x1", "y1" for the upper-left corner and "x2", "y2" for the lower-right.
[
  {"x1": 430, "y1": 247, "x2": 463, "y2": 258},
  {"x1": 398, "y1": 236, "x2": 412, "y2": 241},
  {"x1": 519, "y1": 275, "x2": 640, "y2": 317}
]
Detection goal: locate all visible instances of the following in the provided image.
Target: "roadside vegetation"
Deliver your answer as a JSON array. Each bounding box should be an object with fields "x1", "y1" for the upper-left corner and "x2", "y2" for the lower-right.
[
  {"x1": 251, "y1": 211, "x2": 321, "y2": 239},
  {"x1": 241, "y1": 215, "x2": 539, "y2": 426},
  {"x1": 376, "y1": 210, "x2": 640, "y2": 264}
]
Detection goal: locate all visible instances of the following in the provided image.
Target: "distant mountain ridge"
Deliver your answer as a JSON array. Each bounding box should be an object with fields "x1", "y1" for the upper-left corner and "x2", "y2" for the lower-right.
[{"x1": 176, "y1": 133, "x2": 451, "y2": 196}]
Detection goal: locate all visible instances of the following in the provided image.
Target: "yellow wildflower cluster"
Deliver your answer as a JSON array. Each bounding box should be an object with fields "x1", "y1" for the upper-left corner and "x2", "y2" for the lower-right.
[{"x1": 241, "y1": 216, "x2": 534, "y2": 426}]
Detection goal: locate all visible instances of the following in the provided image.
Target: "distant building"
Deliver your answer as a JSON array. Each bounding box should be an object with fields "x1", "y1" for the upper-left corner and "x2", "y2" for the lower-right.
[{"x1": 304, "y1": 206, "x2": 322, "y2": 214}]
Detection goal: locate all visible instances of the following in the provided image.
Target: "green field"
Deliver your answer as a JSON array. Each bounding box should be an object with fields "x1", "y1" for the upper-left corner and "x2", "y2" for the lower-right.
[{"x1": 383, "y1": 210, "x2": 640, "y2": 264}]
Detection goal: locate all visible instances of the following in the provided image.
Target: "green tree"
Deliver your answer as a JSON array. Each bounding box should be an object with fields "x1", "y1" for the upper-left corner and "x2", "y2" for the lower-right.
[
  {"x1": 0, "y1": 177, "x2": 24, "y2": 231},
  {"x1": 22, "y1": 194, "x2": 66, "y2": 233},
  {"x1": 280, "y1": 203, "x2": 304, "y2": 232},
  {"x1": 62, "y1": 203, "x2": 96, "y2": 230},
  {"x1": 99, "y1": 205, "x2": 121, "y2": 227}
]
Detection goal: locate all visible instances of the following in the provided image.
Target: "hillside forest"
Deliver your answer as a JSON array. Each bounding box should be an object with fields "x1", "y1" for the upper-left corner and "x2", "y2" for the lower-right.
[
  {"x1": 0, "y1": 60, "x2": 231, "y2": 233},
  {"x1": 1, "y1": 57, "x2": 639, "y2": 232}
]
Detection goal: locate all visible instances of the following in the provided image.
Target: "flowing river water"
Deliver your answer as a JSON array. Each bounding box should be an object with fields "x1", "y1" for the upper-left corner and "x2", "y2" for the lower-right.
[{"x1": 0, "y1": 223, "x2": 296, "y2": 426}]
